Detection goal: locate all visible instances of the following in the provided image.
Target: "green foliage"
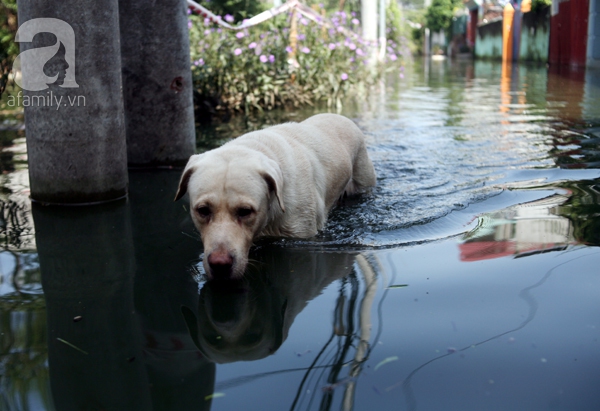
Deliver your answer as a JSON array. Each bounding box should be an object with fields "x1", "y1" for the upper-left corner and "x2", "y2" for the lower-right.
[
  {"x1": 0, "y1": 0, "x2": 18, "y2": 96},
  {"x1": 405, "y1": 7, "x2": 426, "y2": 54},
  {"x1": 198, "y1": 0, "x2": 266, "y2": 22},
  {"x1": 425, "y1": 0, "x2": 454, "y2": 32},
  {"x1": 189, "y1": 8, "x2": 406, "y2": 113},
  {"x1": 386, "y1": 0, "x2": 404, "y2": 46},
  {"x1": 411, "y1": 25, "x2": 423, "y2": 53},
  {"x1": 425, "y1": 0, "x2": 462, "y2": 33},
  {"x1": 531, "y1": 0, "x2": 551, "y2": 13},
  {"x1": 385, "y1": 1, "x2": 413, "y2": 62}
]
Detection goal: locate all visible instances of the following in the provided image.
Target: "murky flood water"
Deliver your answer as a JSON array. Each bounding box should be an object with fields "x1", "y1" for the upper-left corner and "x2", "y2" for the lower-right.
[{"x1": 1, "y1": 60, "x2": 600, "y2": 411}]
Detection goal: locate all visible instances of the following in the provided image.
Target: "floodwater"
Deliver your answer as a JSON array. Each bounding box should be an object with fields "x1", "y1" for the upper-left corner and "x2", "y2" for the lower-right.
[{"x1": 1, "y1": 59, "x2": 600, "y2": 411}]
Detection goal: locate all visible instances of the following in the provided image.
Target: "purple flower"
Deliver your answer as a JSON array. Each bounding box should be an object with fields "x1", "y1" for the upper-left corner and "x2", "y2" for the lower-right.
[
  {"x1": 348, "y1": 43, "x2": 356, "y2": 51},
  {"x1": 204, "y1": 18, "x2": 211, "y2": 26},
  {"x1": 300, "y1": 47, "x2": 310, "y2": 54},
  {"x1": 356, "y1": 48, "x2": 364, "y2": 56},
  {"x1": 234, "y1": 48, "x2": 242, "y2": 55},
  {"x1": 298, "y1": 34, "x2": 306, "y2": 41},
  {"x1": 224, "y1": 14, "x2": 234, "y2": 23},
  {"x1": 187, "y1": 8, "x2": 192, "y2": 15},
  {"x1": 399, "y1": 72, "x2": 404, "y2": 79},
  {"x1": 260, "y1": 55, "x2": 268, "y2": 63},
  {"x1": 351, "y1": 18, "x2": 359, "y2": 25},
  {"x1": 269, "y1": 54, "x2": 275, "y2": 63},
  {"x1": 300, "y1": 18, "x2": 309, "y2": 26},
  {"x1": 249, "y1": 42, "x2": 257, "y2": 49},
  {"x1": 236, "y1": 32, "x2": 245, "y2": 39},
  {"x1": 194, "y1": 58, "x2": 204, "y2": 66},
  {"x1": 188, "y1": 20, "x2": 192, "y2": 29},
  {"x1": 204, "y1": 29, "x2": 211, "y2": 36},
  {"x1": 286, "y1": 46, "x2": 293, "y2": 53},
  {"x1": 341, "y1": 73, "x2": 348, "y2": 81},
  {"x1": 389, "y1": 54, "x2": 397, "y2": 61},
  {"x1": 328, "y1": 43, "x2": 336, "y2": 50}
]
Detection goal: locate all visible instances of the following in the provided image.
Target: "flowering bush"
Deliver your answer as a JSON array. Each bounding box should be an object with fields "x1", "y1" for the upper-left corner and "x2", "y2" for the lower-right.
[{"x1": 189, "y1": 7, "x2": 406, "y2": 114}]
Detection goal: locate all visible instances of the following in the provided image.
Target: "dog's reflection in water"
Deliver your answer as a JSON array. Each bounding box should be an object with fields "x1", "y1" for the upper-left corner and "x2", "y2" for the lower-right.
[{"x1": 182, "y1": 247, "x2": 357, "y2": 363}]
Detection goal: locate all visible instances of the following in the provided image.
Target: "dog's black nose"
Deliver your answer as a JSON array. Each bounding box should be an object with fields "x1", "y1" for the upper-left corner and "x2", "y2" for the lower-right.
[{"x1": 207, "y1": 250, "x2": 234, "y2": 278}]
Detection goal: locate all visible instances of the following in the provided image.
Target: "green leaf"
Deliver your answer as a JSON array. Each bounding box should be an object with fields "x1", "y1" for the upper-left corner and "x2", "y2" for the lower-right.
[{"x1": 374, "y1": 356, "x2": 399, "y2": 371}]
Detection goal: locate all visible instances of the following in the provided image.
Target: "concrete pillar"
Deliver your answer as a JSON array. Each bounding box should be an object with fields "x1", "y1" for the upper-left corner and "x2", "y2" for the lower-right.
[
  {"x1": 119, "y1": 0, "x2": 196, "y2": 167},
  {"x1": 502, "y1": 3, "x2": 515, "y2": 62},
  {"x1": 15, "y1": 0, "x2": 128, "y2": 205},
  {"x1": 362, "y1": 0, "x2": 378, "y2": 63},
  {"x1": 378, "y1": 0, "x2": 386, "y2": 61},
  {"x1": 513, "y1": 6, "x2": 522, "y2": 62},
  {"x1": 33, "y1": 201, "x2": 152, "y2": 410}
]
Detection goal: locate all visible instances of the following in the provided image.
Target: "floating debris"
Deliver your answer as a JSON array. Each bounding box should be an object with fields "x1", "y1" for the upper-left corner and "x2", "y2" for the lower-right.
[
  {"x1": 73, "y1": 315, "x2": 83, "y2": 322},
  {"x1": 205, "y1": 393, "x2": 225, "y2": 401},
  {"x1": 374, "y1": 356, "x2": 399, "y2": 371},
  {"x1": 322, "y1": 376, "x2": 355, "y2": 392},
  {"x1": 295, "y1": 349, "x2": 311, "y2": 357},
  {"x1": 387, "y1": 284, "x2": 408, "y2": 289},
  {"x1": 56, "y1": 338, "x2": 88, "y2": 355}
]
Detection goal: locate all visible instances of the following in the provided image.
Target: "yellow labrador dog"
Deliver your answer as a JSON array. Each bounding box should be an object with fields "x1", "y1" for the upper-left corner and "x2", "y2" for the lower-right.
[{"x1": 175, "y1": 113, "x2": 376, "y2": 279}]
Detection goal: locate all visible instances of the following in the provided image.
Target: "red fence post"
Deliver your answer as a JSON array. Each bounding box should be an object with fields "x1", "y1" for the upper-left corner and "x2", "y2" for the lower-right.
[{"x1": 571, "y1": 0, "x2": 589, "y2": 66}]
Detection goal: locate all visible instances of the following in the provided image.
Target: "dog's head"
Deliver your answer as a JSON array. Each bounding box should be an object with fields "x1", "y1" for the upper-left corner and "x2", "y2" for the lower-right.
[{"x1": 175, "y1": 148, "x2": 284, "y2": 279}]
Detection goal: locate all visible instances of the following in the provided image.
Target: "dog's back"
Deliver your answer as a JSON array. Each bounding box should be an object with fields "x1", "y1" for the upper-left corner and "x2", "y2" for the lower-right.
[{"x1": 231, "y1": 113, "x2": 376, "y2": 236}]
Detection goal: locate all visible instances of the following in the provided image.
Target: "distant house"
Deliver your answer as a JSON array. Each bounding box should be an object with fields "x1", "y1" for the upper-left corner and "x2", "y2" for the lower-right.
[{"x1": 465, "y1": 0, "x2": 600, "y2": 68}]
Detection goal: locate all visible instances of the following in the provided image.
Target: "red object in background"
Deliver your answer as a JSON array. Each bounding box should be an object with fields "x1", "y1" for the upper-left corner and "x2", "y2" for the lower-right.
[
  {"x1": 467, "y1": 8, "x2": 478, "y2": 47},
  {"x1": 459, "y1": 241, "x2": 568, "y2": 261},
  {"x1": 571, "y1": 0, "x2": 589, "y2": 66},
  {"x1": 460, "y1": 241, "x2": 515, "y2": 261},
  {"x1": 549, "y1": 0, "x2": 589, "y2": 67}
]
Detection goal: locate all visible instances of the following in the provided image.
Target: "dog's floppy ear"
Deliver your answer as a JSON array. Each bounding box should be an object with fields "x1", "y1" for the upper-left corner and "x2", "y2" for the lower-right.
[
  {"x1": 260, "y1": 157, "x2": 285, "y2": 213},
  {"x1": 174, "y1": 154, "x2": 202, "y2": 201}
]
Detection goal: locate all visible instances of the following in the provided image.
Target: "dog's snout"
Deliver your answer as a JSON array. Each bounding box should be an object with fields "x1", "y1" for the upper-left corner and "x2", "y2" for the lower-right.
[{"x1": 207, "y1": 250, "x2": 234, "y2": 277}]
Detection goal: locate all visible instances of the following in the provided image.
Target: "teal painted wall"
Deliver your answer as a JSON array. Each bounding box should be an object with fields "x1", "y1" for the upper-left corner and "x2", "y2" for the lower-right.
[
  {"x1": 475, "y1": 19, "x2": 503, "y2": 60},
  {"x1": 475, "y1": 8, "x2": 550, "y2": 62},
  {"x1": 519, "y1": 7, "x2": 550, "y2": 62}
]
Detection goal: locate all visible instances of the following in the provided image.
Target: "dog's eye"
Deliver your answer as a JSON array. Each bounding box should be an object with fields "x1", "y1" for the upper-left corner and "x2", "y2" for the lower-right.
[
  {"x1": 197, "y1": 206, "x2": 211, "y2": 217},
  {"x1": 237, "y1": 207, "x2": 253, "y2": 218}
]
